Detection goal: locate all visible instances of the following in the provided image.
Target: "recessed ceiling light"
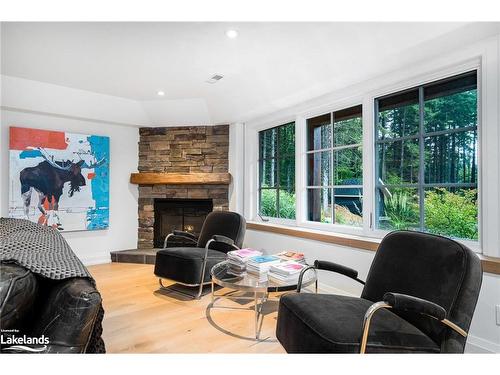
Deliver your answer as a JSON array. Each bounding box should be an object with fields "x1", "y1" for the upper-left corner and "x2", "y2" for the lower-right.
[
  {"x1": 157, "y1": 90, "x2": 165, "y2": 96},
  {"x1": 225, "y1": 29, "x2": 238, "y2": 39}
]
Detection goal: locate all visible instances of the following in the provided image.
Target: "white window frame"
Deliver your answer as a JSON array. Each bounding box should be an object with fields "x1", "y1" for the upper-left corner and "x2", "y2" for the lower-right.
[
  {"x1": 256, "y1": 120, "x2": 297, "y2": 223},
  {"x1": 297, "y1": 98, "x2": 366, "y2": 236},
  {"x1": 242, "y1": 35, "x2": 499, "y2": 258},
  {"x1": 247, "y1": 115, "x2": 297, "y2": 225},
  {"x1": 369, "y1": 66, "x2": 481, "y2": 252}
]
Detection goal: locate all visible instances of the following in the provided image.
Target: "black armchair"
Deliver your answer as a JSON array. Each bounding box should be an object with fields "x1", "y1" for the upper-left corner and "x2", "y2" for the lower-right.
[
  {"x1": 154, "y1": 211, "x2": 246, "y2": 299},
  {"x1": 277, "y1": 230, "x2": 482, "y2": 353}
]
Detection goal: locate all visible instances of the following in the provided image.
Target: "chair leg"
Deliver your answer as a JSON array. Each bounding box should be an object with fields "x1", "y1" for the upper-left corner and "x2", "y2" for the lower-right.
[
  {"x1": 196, "y1": 240, "x2": 214, "y2": 300},
  {"x1": 195, "y1": 272, "x2": 205, "y2": 300},
  {"x1": 159, "y1": 278, "x2": 212, "y2": 299}
]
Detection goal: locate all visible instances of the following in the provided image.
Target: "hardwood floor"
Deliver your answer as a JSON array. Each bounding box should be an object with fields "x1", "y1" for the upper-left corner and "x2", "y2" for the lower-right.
[{"x1": 88, "y1": 262, "x2": 285, "y2": 353}]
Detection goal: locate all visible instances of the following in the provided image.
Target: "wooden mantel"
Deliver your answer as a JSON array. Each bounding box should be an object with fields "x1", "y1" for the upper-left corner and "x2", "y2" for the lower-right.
[{"x1": 130, "y1": 172, "x2": 231, "y2": 185}]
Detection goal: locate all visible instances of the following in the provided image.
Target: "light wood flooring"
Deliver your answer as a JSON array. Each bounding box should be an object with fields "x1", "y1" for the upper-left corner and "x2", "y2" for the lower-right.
[{"x1": 88, "y1": 262, "x2": 286, "y2": 353}]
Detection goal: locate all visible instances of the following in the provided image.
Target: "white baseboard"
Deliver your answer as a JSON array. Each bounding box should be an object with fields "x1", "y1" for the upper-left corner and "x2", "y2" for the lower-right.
[
  {"x1": 316, "y1": 282, "x2": 356, "y2": 296},
  {"x1": 466, "y1": 334, "x2": 500, "y2": 353},
  {"x1": 80, "y1": 254, "x2": 111, "y2": 266}
]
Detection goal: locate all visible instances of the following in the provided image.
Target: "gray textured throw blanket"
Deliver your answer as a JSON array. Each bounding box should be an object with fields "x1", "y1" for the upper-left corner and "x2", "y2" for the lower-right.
[
  {"x1": 0, "y1": 218, "x2": 91, "y2": 279},
  {"x1": 0, "y1": 217, "x2": 105, "y2": 353}
]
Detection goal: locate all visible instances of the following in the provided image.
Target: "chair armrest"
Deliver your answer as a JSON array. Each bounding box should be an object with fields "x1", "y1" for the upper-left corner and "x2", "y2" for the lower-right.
[
  {"x1": 173, "y1": 230, "x2": 198, "y2": 241},
  {"x1": 383, "y1": 292, "x2": 446, "y2": 320},
  {"x1": 296, "y1": 265, "x2": 318, "y2": 293},
  {"x1": 212, "y1": 235, "x2": 235, "y2": 246},
  {"x1": 204, "y1": 235, "x2": 240, "y2": 251},
  {"x1": 313, "y1": 260, "x2": 365, "y2": 285},
  {"x1": 359, "y1": 293, "x2": 468, "y2": 353},
  {"x1": 296, "y1": 260, "x2": 364, "y2": 293},
  {"x1": 164, "y1": 231, "x2": 198, "y2": 247}
]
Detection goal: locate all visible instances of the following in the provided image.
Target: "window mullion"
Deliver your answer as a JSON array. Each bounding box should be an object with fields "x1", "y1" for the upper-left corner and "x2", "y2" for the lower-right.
[
  {"x1": 418, "y1": 86, "x2": 425, "y2": 231},
  {"x1": 276, "y1": 128, "x2": 280, "y2": 217},
  {"x1": 331, "y1": 111, "x2": 335, "y2": 224},
  {"x1": 373, "y1": 99, "x2": 379, "y2": 230}
]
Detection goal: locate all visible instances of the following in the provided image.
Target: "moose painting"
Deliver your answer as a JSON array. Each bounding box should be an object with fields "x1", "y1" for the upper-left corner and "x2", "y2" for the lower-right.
[{"x1": 9, "y1": 127, "x2": 110, "y2": 231}]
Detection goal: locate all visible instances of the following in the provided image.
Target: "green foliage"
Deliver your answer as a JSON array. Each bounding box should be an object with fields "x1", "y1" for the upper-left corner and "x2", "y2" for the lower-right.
[
  {"x1": 278, "y1": 190, "x2": 296, "y2": 219},
  {"x1": 384, "y1": 191, "x2": 419, "y2": 230},
  {"x1": 260, "y1": 189, "x2": 277, "y2": 217},
  {"x1": 334, "y1": 117, "x2": 362, "y2": 146},
  {"x1": 424, "y1": 188, "x2": 478, "y2": 240},
  {"x1": 335, "y1": 205, "x2": 362, "y2": 226},
  {"x1": 378, "y1": 83, "x2": 478, "y2": 240},
  {"x1": 260, "y1": 189, "x2": 296, "y2": 219},
  {"x1": 384, "y1": 189, "x2": 478, "y2": 240},
  {"x1": 259, "y1": 122, "x2": 296, "y2": 219},
  {"x1": 334, "y1": 146, "x2": 363, "y2": 184}
]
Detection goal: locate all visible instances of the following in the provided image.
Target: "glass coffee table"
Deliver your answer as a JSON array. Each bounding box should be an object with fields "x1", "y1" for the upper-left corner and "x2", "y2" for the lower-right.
[{"x1": 209, "y1": 260, "x2": 318, "y2": 339}]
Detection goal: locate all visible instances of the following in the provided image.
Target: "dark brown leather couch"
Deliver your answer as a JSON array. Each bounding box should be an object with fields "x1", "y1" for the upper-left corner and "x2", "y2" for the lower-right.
[{"x1": 0, "y1": 262, "x2": 104, "y2": 353}]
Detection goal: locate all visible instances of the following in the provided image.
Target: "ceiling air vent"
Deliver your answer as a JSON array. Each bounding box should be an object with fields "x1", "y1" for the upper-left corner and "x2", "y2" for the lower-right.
[{"x1": 206, "y1": 74, "x2": 224, "y2": 84}]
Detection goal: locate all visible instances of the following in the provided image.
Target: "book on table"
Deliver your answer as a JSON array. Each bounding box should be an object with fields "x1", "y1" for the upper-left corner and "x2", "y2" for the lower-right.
[
  {"x1": 274, "y1": 251, "x2": 306, "y2": 264},
  {"x1": 226, "y1": 248, "x2": 263, "y2": 276},
  {"x1": 246, "y1": 255, "x2": 281, "y2": 281},
  {"x1": 268, "y1": 261, "x2": 307, "y2": 284}
]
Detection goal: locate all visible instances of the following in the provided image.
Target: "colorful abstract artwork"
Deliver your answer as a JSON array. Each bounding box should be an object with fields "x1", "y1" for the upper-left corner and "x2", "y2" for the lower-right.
[{"x1": 8, "y1": 127, "x2": 110, "y2": 231}]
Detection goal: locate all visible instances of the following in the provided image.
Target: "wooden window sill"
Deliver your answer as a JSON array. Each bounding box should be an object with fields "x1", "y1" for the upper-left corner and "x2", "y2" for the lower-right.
[{"x1": 246, "y1": 221, "x2": 500, "y2": 275}]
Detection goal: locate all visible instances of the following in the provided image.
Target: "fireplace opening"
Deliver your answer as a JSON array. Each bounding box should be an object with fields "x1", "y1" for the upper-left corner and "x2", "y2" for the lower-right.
[{"x1": 153, "y1": 198, "x2": 213, "y2": 248}]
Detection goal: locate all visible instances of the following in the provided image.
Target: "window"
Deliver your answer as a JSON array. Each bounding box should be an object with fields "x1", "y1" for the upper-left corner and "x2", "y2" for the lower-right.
[
  {"x1": 259, "y1": 122, "x2": 295, "y2": 219},
  {"x1": 375, "y1": 71, "x2": 478, "y2": 240},
  {"x1": 306, "y1": 105, "x2": 363, "y2": 226}
]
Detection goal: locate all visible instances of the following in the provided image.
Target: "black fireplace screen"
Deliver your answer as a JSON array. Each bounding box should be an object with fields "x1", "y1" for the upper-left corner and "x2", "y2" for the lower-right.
[{"x1": 153, "y1": 199, "x2": 213, "y2": 248}]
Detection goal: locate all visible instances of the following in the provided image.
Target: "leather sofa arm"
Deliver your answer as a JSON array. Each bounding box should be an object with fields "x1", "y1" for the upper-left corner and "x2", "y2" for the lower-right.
[
  {"x1": 32, "y1": 278, "x2": 102, "y2": 353},
  {"x1": 383, "y1": 292, "x2": 446, "y2": 320}
]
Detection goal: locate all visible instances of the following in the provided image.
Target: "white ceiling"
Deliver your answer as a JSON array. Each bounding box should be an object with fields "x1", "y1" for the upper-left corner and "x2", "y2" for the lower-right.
[{"x1": 2, "y1": 22, "x2": 499, "y2": 125}]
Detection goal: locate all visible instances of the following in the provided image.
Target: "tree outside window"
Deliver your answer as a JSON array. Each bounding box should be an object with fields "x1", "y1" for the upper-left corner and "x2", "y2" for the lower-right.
[
  {"x1": 375, "y1": 71, "x2": 478, "y2": 240},
  {"x1": 306, "y1": 105, "x2": 363, "y2": 226},
  {"x1": 259, "y1": 122, "x2": 295, "y2": 219}
]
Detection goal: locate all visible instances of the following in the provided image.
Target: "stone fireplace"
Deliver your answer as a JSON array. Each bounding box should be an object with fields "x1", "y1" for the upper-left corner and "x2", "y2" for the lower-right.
[
  {"x1": 153, "y1": 198, "x2": 213, "y2": 248},
  {"x1": 135, "y1": 125, "x2": 230, "y2": 249}
]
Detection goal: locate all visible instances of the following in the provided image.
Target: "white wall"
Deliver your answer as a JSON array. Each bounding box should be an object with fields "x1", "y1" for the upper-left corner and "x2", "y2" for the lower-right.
[
  {"x1": 243, "y1": 229, "x2": 500, "y2": 353},
  {"x1": 1, "y1": 77, "x2": 140, "y2": 265}
]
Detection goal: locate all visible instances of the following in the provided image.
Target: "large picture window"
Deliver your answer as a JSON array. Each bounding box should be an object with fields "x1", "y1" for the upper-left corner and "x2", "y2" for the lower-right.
[
  {"x1": 306, "y1": 105, "x2": 363, "y2": 226},
  {"x1": 259, "y1": 122, "x2": 296, "y2": 219},
  {"x1": 375, "y1": 71, "x2": 478, "y2": 240}
]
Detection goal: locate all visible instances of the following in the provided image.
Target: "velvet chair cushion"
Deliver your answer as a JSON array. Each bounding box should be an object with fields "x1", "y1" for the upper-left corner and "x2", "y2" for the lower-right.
[
  {"x1": 154, "y1": 247, "x2": 227, "y2": 285},
  {"x1": 0, "y1": 263, "x2": 38, "y2": 331},
  {"x1": 197, "y1": 211, "x2": 246, "y2": 251},
  {"x1": 276, "y1": 293, "x2": 440, "y2": 353}
]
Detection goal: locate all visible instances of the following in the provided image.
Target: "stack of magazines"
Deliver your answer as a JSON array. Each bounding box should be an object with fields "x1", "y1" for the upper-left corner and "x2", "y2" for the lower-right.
[
  {"x1": 246, "y1": 255, "x2": 281, "y2": 282},
  {"x1": 227, "y1": 248, "x2": 263, "y2": 276},
  {"x1": 275, "y1": 251, "x2": 306, "y2": 264},
  {"x1": 268, "y1": 261, "x2": 307, "y2": 284}
]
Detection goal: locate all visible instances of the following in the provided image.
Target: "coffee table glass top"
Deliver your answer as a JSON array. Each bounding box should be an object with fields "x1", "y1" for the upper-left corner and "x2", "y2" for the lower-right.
[{"x1": 210, "y1": 260, "x2": 317, "y2": 293}]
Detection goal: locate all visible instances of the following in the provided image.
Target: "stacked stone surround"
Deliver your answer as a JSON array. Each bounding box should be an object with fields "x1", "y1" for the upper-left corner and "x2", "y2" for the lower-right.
[{"x1": 137, "y1": 125, "x2": 230, "y2": 249}]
